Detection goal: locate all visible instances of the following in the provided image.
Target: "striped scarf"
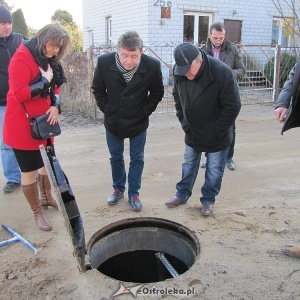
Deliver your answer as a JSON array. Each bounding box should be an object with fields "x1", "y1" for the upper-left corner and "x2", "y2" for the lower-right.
[{"x1": 116, "y1": 53, "x2": 140, "y2": 82}]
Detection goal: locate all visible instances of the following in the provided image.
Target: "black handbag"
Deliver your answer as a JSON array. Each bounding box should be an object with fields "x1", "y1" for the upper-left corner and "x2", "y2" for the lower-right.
[
  {"x1": 21, "y1": 104, "x2": 61, "y2": 140},
  {"x1": 30, "y1": 114, "x2": 61, "y2": 139}
]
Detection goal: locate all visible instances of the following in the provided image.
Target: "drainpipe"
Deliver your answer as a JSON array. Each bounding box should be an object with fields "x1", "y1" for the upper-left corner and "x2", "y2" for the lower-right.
[{"x1": 273, "y1": 45, "x2": 281, "y2": 102}]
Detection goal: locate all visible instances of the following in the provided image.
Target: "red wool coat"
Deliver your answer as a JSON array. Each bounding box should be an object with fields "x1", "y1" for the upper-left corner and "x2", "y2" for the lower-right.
[{"x1": 3, "y1": 43, "x2": 60, "y2": 150}]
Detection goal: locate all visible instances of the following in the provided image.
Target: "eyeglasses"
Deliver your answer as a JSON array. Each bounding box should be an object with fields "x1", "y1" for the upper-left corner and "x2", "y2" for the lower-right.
[{"x1": 210, "y1": 37, "x2": 225, "y2": 41}]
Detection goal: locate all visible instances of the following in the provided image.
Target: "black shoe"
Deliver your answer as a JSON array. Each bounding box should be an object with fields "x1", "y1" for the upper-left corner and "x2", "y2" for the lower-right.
[
  {"x1": 200, "y1": 204, "x2": 214, "y2": 216},
  {"x1": 3, "y1": 182, "x2": 20, "y2": 193},
  {"x1": 128, "y1": 195, "x2": 142, "y2": 211},
  {"x1": 107, "y1": 189, "x2": 124, "y2": 205}
]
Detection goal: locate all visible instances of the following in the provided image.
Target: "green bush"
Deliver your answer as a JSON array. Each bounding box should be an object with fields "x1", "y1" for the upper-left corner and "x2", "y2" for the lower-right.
[{"x1": 264, "y1": 52, "x2": 298, "y2": 88}]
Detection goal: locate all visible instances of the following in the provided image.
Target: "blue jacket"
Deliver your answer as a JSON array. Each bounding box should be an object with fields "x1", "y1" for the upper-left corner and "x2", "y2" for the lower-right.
[{"x1": 0, "y1": 32, "x2": 25, "y2": 106}]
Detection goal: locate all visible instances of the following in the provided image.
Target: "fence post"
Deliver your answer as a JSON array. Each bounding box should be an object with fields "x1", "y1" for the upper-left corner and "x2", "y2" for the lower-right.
[
  {"x1": 273, "y1": 45, "x2": 281, "y2": 102},
  {"x1": 88, "y1": 47, "x2": 97, "y2": 119}
]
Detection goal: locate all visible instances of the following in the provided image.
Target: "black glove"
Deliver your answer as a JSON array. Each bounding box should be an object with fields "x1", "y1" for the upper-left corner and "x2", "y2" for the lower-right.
[
  {"x1": 30, "y1": 76, "x2": 51, "y2": 98},
  {"x1": 51, "y1": 62, "x2": 67, "y2": 87}
]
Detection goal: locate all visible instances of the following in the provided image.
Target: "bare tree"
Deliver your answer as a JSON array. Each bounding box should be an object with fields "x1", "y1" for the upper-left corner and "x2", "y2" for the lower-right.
[
  {"x1": 272, "y1": 0, "x2": 300, "y2": 42},
  {"x1": 0, "y1": 0, "x2": 11, "y2": 9}
]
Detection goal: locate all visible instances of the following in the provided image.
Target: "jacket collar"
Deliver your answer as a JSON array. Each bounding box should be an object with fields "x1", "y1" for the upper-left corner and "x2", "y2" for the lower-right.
[
  {"x1": 109, "y1": 53, "x2": 147, "y2": 95},
  {"x1": 205, "y1": 38, "x2": 231, "y2": 53},
  {"x1": 0, "y1": 33, "x2": 11, "y2": 43},
  {"x1": 109, "y1": 53, "x2": 147, "y2": 73}
]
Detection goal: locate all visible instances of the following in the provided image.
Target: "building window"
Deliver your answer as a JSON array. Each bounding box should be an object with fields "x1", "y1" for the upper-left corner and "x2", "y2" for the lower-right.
[
  {"x1": 272, "y1": 18, "x2": 292, "y2": 46},
  {"x1": 86, "y1": 27, "x2": 94, "y2": 47},
  {"x1": 106, "y1": 17, "x2": 112, "y2": 45},
  {"x1": 183, "y1": 12, "x2": 212, "y2": 45}
]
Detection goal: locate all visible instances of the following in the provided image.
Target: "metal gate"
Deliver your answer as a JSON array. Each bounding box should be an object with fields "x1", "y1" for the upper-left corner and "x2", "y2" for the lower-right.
[{"x1": 61, "y1": 44, "x2": 300, "y2": 118}]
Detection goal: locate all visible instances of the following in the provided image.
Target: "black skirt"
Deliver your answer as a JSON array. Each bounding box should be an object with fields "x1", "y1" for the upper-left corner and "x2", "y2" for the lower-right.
[{"x1": 13, "y1": 149, "x2": 44, "y2": 172}]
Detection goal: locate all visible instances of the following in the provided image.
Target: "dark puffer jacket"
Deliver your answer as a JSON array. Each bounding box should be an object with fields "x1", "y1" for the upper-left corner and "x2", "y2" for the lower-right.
[
  {"x1": 92, "y1": 52, "x2": 164, "y2": 139},
  {"x1": 0, "y1": 32, "x2": 25, "y2": 106}
]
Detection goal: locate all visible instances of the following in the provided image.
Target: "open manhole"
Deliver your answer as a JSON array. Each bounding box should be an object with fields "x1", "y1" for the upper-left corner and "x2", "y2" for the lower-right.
[
  {"x1": 39, "y1": 146, "x2": 200, "y2": 282},
  {"x1": 87, "y1": 217, "x2": 200, "y2": 283}
]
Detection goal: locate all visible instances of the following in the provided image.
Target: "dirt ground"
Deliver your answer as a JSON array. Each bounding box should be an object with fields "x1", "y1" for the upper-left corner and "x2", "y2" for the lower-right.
[{"x1": 1, "y1": 103, "x2": 300, "y2": 300}]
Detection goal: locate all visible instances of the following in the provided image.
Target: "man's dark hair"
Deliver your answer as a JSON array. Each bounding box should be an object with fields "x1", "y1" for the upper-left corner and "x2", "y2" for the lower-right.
[
  {"x1": 117, "y1": 31, "x2": 143, "y2": 51},
  {"x1": 209, "y1": 22, "x2": 225, "y2": 33}
]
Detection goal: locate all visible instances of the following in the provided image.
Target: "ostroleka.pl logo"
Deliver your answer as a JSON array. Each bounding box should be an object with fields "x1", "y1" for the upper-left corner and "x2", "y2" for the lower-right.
[{"x1": 112, "y1": 283, "x2": 195, "y2": 298}]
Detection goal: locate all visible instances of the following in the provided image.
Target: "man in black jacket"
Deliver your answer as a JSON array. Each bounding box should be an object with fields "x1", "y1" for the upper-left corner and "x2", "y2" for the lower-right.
[
  {"x1": 165, "y1": 43, "x2": 241, "y2": 216},
  {"x1": 0, "y1": 6, "x2": 23, "y2": 193},
  {"x1": 275, "y1": 58, "x2": 300, "y2": 259},
  {"x1": 92, "y1": 31, "x2": 164, "y2": 211}
]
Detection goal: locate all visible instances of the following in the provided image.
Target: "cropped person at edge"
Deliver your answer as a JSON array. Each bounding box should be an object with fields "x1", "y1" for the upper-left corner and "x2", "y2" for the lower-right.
[
  {"x1": 275, "y1": 57, "x2": 300, "y2": 259},
  {"x1": 92, "y1": 31, "x2": 164, "y2": 211},
  {"x1": 0, "y1": 5, "x2": 23, "y2": 193},
  {"x1": 3, "y1": 24, "x2": 70, "y2": 231}
]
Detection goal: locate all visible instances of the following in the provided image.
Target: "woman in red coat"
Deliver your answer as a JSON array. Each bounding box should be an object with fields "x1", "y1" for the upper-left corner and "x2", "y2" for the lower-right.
[{"x1": 3, "y1": 24, "x2": 70, "y2": 231}]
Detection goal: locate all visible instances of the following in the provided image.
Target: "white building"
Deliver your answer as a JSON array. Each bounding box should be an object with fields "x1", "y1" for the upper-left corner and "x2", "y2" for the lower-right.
[{"x1": 82, "y1": 0, "x2": 297, "y2": 50}]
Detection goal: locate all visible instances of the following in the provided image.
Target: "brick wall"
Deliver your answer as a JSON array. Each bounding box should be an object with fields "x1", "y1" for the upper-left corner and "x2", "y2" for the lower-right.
[{"x1": 83, "y1": 0, "x2": 299, "y2": 50}]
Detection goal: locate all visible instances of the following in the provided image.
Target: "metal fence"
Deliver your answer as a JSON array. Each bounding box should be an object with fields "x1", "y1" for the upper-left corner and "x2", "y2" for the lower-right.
[
  {"x1": 238, "y1": 44, "x2": 300, "y2": 105},
  {"x1": 61, "y1": 44, "x2": 300, "y2": 119}
]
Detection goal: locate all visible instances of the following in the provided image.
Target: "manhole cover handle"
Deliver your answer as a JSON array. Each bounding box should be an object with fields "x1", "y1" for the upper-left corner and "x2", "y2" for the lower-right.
[{"x1": 155, "y1": 252, "x2": 179, "y2": 278}]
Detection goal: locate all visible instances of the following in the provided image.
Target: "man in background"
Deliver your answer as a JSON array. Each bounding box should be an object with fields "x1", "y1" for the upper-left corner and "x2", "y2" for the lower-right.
[
  {"x1": 200, "y1": 22, "x2": 245, "y2": 171},
  {"x1": 0, "y1": 5, "x2": 23, "y2": 192}
]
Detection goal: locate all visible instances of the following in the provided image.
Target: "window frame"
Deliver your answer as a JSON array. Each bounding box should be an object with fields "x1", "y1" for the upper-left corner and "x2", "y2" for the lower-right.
[
  {"x1": 106, "y1": 16, "x2": 112, "y2": 45},
  {"x1": 272, "y1": 17, "x2": 293, "y2": 47},
  {"x1": 183, "y1": 12, "x2": 213, "y2": 45}
]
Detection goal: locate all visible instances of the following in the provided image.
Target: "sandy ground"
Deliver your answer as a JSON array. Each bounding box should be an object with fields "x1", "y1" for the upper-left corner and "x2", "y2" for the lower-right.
[{"x1": 1, "y1": 103, "x2": 300, "y2": 300}]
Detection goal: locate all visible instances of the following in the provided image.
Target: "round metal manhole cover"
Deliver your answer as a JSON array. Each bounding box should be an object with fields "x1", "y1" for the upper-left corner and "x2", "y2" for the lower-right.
[{"x1": 87, "y1": 217, "x2": 200, "y2": 283}]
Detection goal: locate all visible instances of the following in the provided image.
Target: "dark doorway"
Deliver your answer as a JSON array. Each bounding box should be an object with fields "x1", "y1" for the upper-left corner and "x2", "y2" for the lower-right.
[{"x1": 224, "y1": 20, "x2": 242, "y2": 43}]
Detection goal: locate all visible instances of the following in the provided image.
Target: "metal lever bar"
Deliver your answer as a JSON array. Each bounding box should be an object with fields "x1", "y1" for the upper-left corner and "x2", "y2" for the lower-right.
[{"x1": 155, "y1": 252, "x2": 179, "y2": 278}]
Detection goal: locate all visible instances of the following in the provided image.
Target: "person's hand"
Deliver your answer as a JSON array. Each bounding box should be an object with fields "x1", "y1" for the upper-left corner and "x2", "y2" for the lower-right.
[
  {"x1": 46, "y1": 106, "x2": 59, "y2": 125},
  {"x1": 275, "y1": 107, "x2": 288, "y2": 123},
  {"x1": 39, "y1": 64, "x2": 53, "y2": 83}
]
